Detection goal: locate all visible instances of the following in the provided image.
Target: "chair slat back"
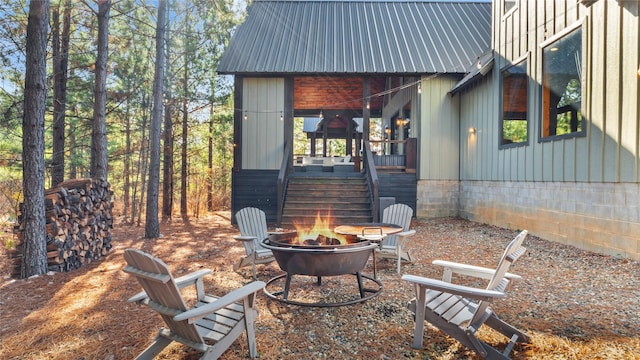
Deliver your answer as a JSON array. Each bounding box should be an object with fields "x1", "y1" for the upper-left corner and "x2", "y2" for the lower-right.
[
  {"x1": 236, "y1": 207, "x2": 270, "y2": 255},
  {"x1": 468, "y1": 230, "x2": 527, "y2": 328},
  {"x1": 123, "y1": 249, "x2": 204, "y2": 344},
  {"x1": 382, "y1": 204, "x2": 413, "y2": 247},
  {"x1": 486, "y1": 230, "x2": 527, "y2": 291}
]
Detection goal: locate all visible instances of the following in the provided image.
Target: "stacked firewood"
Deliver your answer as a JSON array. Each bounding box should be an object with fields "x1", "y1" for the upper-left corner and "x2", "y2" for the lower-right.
[{"x1": 10, "y1": 178, "x2": 113, "y2": 276}]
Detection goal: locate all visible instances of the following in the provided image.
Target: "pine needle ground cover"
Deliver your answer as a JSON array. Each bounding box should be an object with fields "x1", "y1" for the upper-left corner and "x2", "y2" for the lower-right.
[{"x1": 1, "y1": 215, "x2": 638, "y2": 359}]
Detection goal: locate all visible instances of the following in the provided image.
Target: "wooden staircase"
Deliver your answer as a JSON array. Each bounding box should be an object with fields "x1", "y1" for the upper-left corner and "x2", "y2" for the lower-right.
[{"x1": 280, "y1": 174, "x2": 373, "y2": 228}]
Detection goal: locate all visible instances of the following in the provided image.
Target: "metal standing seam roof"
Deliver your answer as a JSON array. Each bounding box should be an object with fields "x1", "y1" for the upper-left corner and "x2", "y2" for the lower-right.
[{"x1": 217, "y1": 0, "x2": 492, "y2": 75}]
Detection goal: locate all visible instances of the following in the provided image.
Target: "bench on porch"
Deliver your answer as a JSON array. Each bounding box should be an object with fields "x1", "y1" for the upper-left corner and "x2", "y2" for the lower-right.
[{"x1": 296, "y1": 155, "x2": 355, "y2": 172}]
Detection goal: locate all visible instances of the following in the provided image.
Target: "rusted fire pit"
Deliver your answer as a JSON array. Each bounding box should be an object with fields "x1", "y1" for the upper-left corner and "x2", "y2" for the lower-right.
[{"x1": 261, "y1": 230, "x2": 382, "y2": 307}]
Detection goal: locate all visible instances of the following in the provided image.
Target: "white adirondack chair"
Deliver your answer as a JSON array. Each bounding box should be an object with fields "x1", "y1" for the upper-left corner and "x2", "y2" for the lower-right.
[
  {"x1": 378, "y1": 203, "x2": 416, "y2": 273},
  {"x1": 123, "y1": 249, "x2": 265, "y2": 360},
  {"x1": 402, "y1": 230, "x2": 530, "y2": 359},
  {"x1": 233, "y1": 207, "x2": 275, "y2": 279}
]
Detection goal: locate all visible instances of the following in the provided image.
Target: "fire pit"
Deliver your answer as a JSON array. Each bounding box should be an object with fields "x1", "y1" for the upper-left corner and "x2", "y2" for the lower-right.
[{"x1": 261, "y1": 230, "x2": 382, "y2": 307}]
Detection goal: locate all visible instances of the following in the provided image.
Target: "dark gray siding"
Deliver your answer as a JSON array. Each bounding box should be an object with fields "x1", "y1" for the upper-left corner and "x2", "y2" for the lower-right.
[{"x1": 232, "y1": 170, "x2": 279, "y2": 223}]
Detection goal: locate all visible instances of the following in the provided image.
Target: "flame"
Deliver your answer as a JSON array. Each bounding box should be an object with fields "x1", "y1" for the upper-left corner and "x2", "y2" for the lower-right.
[{"x1": 293, "y1": 210, "x2": 348, "y2": 244}]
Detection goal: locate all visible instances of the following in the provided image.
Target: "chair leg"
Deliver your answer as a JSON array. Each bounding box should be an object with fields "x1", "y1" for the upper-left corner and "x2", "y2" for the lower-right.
[
  {"x1": 135, "y1": 330, "x2": 173, "y2": 360},
  {"x1": 485, "y1": 313, "x2": 531, "y2": 343},
  {"x1": 411, "y1": 286, "x2": 428, "y2": 349},
  {"x1": 252, "y1": 253, "x2": 257, "y2": 280}
]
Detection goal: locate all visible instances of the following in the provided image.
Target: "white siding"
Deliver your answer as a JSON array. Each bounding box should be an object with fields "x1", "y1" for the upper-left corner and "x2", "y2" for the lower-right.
[{"x1": 242, "y1": 78, "x2": 285, "y2": 170}]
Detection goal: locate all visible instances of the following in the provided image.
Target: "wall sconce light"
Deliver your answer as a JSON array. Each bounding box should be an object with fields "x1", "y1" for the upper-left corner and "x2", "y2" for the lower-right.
[
  {"x1": 319, "y1": 110, "x2": 324, "y2": 119},
  {"x1": 469, "y1": 127, "x2": 476, "y2": 134},
  {"x1": 384, "y1": 125, "x2": 391, "y2": 135},
  {"x1": 280, "y1": 112, "x2": 284, "y2": 121},
  {"x1": 366, "y1": 100, "x2": 370, "y2": 109},
  {"x1": 243, "y1": 112, "x2": 248, "y2": 121}
]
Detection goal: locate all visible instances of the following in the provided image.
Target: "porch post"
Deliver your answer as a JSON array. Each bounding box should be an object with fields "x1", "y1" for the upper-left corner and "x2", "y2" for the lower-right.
[
  {"x1": 284, "y1": 76, "x2": 294, "y2": 169},
  {"x1": 363, "y1": 77, "x2": 370, "y2": 142},
  {"x1": 233, "y1": 75, "x2": 244, "y2": 171}
]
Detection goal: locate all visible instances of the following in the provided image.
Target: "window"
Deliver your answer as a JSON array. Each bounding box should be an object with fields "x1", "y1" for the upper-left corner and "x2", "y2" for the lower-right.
[
  {"x1": 541, "y1": 27, "x2": 583, "y2": 139},
  {"x1": 501, "y1": 59, "x2": 528, "y2": 146},
  {"x1": 504, "y1": 1, "x2": 516, "y2": 14}
]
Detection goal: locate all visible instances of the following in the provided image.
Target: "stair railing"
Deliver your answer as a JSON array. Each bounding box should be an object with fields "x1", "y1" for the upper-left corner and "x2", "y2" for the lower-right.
[
  {"x1": 362, "y1": 141, "x2": 379, "y2": 222},
  {"x1": 277, "y1": 141, "x2": 293, "y2": 226}
]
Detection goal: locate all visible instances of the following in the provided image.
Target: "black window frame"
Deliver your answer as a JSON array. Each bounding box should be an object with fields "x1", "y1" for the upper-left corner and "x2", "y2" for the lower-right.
[
  {"x1": 539, "y1": 23, "x2": 585, "y2": 142},
  {"x1": 500, "y1": 55, "x2": 529, "y2": 149}
]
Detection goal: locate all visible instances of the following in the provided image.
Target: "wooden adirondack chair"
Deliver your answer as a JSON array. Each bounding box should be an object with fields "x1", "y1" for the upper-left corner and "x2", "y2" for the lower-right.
[
  {"x1": 233, "y1": 207, "x2": 275, "y2": 279},
  {"x1": 123, "y1": 249, "x2": 265, "y2": 360},
  {"x1": 378, "y1": 203, "x2": 416, "y2": 273},
  {"x1": 402, "y1": 230, "x2": 530, "y2": 360}
]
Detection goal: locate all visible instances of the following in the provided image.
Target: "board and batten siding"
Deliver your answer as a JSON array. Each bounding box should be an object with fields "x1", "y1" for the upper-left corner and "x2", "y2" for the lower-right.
[
  {"x1": 418, "y1": 75, "x2": 460, "y2": 180},
  {"x1": 241, "y1": 78, "x2": 285, "y2": 170},
  {"x1": 455, "y1": 0, "x2": 640, "y2": 259},
  {"x1": 414, "y1": 75, "x2": 461, "y2": 219},
  {"x1": 459, "y1": 0, "x2": 639, "y2": 183}
]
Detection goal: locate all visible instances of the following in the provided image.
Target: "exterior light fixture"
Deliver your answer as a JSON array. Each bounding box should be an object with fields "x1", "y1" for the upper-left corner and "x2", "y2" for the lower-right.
[
  {"x1": 417, "y1": 82, "x2": 422, "y2": 94},
  {"x1": 469, "y1": 127, "x2": 476, "y2": 134}
]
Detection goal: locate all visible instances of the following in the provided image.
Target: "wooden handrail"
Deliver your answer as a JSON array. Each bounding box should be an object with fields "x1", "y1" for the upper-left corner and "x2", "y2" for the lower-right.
[
  {"x1": 277, "y1": 141, "x2": 292, "y2": 226},
  {"x1": 362, "y1": 141, "x2": 379, "y2": 222}
]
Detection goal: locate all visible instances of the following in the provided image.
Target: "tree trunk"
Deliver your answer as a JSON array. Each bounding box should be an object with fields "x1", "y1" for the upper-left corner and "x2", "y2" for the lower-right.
[
  {"x1": 21, "y1": 0, "x2": 50, "y2": 278},
  {"x1": 123, "y1": 99, "x2": 131, "y2": 220},
  {"x1": 180, "y1": 70, "x2": 188, "y2": 218},
  {"x1": 51, "y1": 0, "x2": 71, "y2": 187},
  {"x1": 90, "y1": 0, "x2": 111, "y2": 181},
  {"x1": 145, "y1": 0, "x2": 166, "y2": 238},
  {"x1": 162, "y1": 16, "x2": 173, "y2": 223},
  {"x1": 207, "y1": 101, "x2": 214, "y2": 211},
  {"x1": 131, "y1": 92, "x2": 148, "y2": 225},
  {"x1": 162, "y1": 100, "x2": 173, "y2": 222}
]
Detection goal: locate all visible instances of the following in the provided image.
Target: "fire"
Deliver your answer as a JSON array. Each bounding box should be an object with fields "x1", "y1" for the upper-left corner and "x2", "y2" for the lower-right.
[{"x1": 293, "y1": 210, "x2": 348, "y2": 245}]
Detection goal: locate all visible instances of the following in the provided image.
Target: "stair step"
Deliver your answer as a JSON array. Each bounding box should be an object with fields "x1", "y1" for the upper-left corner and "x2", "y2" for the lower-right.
[
  {"x1": 284, "y1": 203, "x2": 371, "y2": 210},
  {"x1": 282, "y1": 174, "x2": 373, "y2": 226},
  {"x1": 286, "y1": 194, "x2": 369, "y2": 201},
  {"x1": 281, "y1": 214, "x2": 373, "y2": 227},
  {"x1": 282, "y1": 208, "x2": 371, "y2": 216}
]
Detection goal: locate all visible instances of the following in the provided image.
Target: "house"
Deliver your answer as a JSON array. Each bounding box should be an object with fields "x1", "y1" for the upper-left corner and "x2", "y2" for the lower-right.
[{"x1": 218, "y1": 0, "x2": 640, "y2": 260}]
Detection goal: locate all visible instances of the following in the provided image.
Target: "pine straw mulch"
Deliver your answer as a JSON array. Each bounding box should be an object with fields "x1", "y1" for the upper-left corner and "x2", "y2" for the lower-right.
[{"x1": 0, "y1": 214, "x2": 639, "y2": 360}]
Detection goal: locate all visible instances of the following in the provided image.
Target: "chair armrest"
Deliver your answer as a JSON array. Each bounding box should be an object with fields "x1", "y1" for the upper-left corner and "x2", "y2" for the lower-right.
[
  {"x1": 127, "y1": 269, "x2": 213, "y2": 303},
  {"x1": 175, "y1": 269, "x2": 213, "y2": 289},
  {"x1": 397, "y1": 229, "x2": 416, "y2": 238},
  {"x1": 402, "y1": 274, "x2": 506, "y2": 302},
  {"x1": 127, "y1": 291, "x2": 149, "y2": 303},
  {"x1": 174, "y1": 281, "x2": 266, "y2": 322},
  {"x1": 432, "y1": 260, "x2": 521, "y2": 281},
  {"x1": 234, "y1": 235, "x2": 257, "y2": 242}
]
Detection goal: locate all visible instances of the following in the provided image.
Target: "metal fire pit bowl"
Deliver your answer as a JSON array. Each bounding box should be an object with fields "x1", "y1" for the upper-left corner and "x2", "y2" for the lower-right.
[{"x1": 261, "y1": 233, "x2": 382, "y2": 307}]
